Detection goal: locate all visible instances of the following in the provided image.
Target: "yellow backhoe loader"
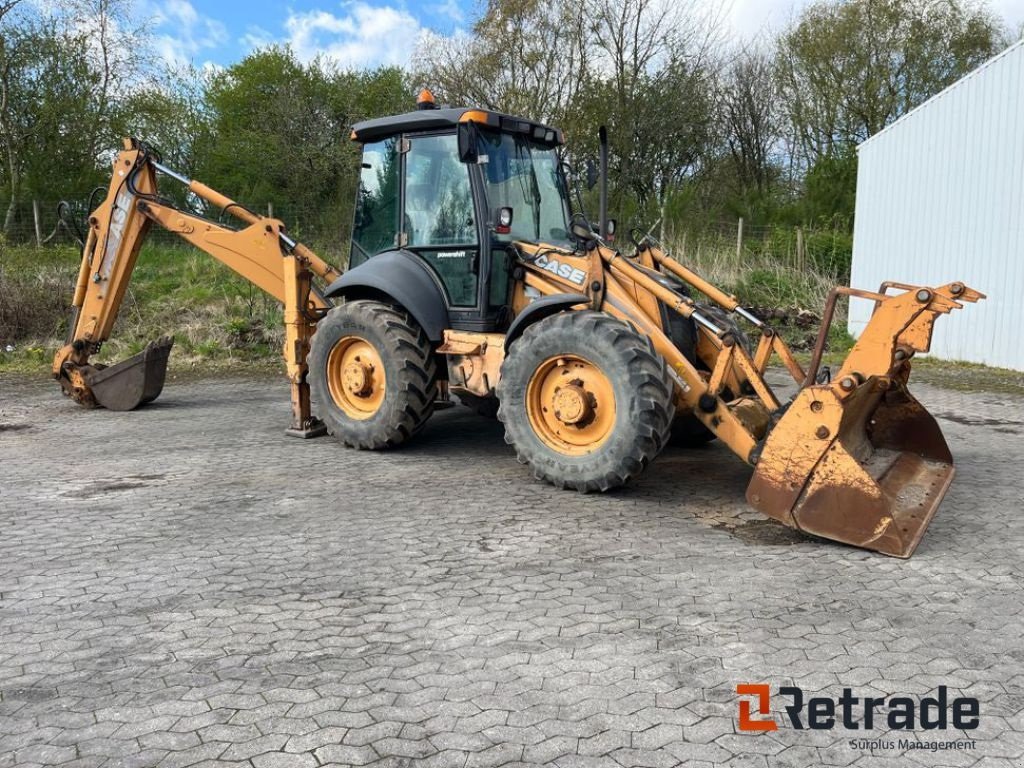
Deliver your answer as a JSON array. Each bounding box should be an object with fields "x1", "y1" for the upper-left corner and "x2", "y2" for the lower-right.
[{"x1": 53, "y1": 90, "x2": 983, "y2": 557}]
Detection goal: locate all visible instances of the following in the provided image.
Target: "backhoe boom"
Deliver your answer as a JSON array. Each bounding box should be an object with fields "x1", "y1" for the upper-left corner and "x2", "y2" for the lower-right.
[{"x1": 53, "y1": 139, "x2": 337, "y2": 435}]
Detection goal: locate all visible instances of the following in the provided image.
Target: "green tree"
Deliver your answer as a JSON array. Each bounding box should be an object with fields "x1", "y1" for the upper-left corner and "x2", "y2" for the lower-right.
[
  {"x1": 0, "y1": 0, "x2": 155, "y2": 234},
  {"x1": 719, "y1": 46, "x2": 781, "y2": 200},
  {"x1": 199, "y1": 48, "x2": 410, "y2": 249},
  {"x1": 413, "y1": 0, "x2": 589, "y2": 123},
  {"x1": 777, "y1": 0, "x2": 1006, "y2": 166},
  {"x1": 124, "y1": 67, "x2": 213, "y2": 187}
]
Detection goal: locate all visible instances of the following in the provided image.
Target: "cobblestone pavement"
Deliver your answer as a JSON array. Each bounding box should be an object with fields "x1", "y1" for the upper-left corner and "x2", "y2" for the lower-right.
[{"x1": 1, "y1": 372, "x2": 1022, "y2": 768}]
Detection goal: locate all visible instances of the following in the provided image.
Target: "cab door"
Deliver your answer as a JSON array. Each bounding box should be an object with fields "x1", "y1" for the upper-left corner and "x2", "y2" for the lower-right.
[{"x1": 401, "y1": 133, "x2": 484, "y2": 328}]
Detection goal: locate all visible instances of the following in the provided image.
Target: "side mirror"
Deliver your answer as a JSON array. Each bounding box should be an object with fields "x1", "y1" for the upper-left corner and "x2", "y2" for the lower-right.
[
  {"x1": 495, "y1": 207, "x2": 513, "y2": 234},
  {"x1": 586, "y1": 160, "x2": 598, "y2": 190},
  {"x1": 457, "y1": 121, "x2": 478, "y2": 163},
  {"x1": 570, "y1": 214, "x2": 597, "y2": 242}
]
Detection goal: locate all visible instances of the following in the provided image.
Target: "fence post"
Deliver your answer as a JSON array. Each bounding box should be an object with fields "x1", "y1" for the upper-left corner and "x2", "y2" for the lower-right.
[
  {"x1": 796, "y1": 226, "x2": 805, "y2": 271},
  {"x1": 735, "y1": 217, "x2": 744, "y2": 266},
  {"x1": 32, "y1": 199, "x2": 42, "y2": 247},
  {"x1": 267, "y1": 202, "x2": 274, "y2": 219}
]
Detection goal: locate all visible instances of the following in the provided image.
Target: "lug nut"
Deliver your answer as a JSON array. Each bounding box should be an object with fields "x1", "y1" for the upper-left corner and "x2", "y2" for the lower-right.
[
  {"x1": 839, "y1": 377, "x2": 856, "y2": 391},
  {"x1": 916, "y1": 289, "x2": 931, "y2": 303},
  {"x1": 951, "y1": 282, "x2": 964, "y2": 295}
]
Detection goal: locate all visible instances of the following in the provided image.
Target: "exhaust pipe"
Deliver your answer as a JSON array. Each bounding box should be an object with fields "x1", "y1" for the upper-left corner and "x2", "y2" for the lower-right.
[{"x1": 598, "y1": 126, "x2": 609, "y2": 239}]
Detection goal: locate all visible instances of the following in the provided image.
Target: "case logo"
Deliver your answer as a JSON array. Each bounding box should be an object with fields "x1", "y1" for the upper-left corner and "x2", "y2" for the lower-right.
[{"x1": 534, "y1": 254, "x2": 587, "y2": 286}]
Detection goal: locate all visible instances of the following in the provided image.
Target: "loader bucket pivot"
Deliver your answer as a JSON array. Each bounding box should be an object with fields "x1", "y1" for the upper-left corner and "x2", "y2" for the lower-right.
[
  {"x1": 747, "y1": 282, "x2": 984, "y2": 558},
  {"x1": 84, "y1": 337, "x2": 174, "y2": 411}
]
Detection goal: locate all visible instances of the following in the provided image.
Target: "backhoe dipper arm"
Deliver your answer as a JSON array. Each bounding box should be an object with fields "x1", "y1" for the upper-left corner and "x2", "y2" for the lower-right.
[{"x1": 53, "y1": 138, "x2": 338, "y2": 436}]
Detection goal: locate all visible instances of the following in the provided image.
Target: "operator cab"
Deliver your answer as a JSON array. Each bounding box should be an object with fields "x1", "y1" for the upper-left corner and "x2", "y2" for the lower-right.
[{"x1": 348, "y1": 90, "x2": 573, "y2": 333}]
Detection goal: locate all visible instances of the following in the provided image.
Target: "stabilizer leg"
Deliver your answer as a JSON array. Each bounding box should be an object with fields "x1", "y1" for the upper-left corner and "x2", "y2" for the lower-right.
[{"x1": 282, "y1": 249, "x2": 328, "y2": 439}]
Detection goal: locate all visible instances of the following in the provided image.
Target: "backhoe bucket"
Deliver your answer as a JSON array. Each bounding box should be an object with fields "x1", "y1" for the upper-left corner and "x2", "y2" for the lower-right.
[
  {"x1": 84, "y1": 337, "x2": 174, "y2": 411},
  {"x1": 746, "y1": 282, "x2": 983, "y2": 558}
]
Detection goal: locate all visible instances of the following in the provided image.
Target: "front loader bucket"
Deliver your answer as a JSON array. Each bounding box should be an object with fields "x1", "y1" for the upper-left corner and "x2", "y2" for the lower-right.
[
  {"x1": 746, "y1": 282, "x2": 983, "y2": 558},
  {"x1": 84, "y1": 336, "x2": 174, "y2": 411}
]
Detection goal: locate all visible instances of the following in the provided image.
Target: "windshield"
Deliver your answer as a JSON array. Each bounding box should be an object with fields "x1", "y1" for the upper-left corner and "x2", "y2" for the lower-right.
[{"x1": 477, "y1": 129, "x2": 572, "y2": 248}]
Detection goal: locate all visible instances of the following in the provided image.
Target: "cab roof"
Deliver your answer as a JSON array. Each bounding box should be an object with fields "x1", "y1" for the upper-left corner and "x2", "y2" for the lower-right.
[{"x1": 351, "y1": 107, "x2": 565, "y2": 147}]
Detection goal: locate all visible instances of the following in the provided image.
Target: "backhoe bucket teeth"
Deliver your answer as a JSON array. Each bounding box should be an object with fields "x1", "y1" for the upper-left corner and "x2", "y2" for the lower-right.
[
  {"x1": 85, "y1": 337, "x2": 174, "y2": 411},
  {"x1": 746, "y1": 282, "x2": 983, "y2": 558}
]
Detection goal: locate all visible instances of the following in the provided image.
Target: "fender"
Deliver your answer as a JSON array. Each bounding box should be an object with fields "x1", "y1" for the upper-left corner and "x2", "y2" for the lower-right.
[
  {"x1": 324, "y1": 250, "x2": 450, "y2": 341},
  {"x1": 505, "y1": 293, "x2": 589, "y2": 349}
]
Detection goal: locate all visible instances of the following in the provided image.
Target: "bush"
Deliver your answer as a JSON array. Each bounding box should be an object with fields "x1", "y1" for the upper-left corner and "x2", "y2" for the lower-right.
[
  {"x1": 0, "y1": 241, "x2": 291, "y2": 371},
  {"x1": 0, "y1": 264, "x2": 75, "y2": 344}
]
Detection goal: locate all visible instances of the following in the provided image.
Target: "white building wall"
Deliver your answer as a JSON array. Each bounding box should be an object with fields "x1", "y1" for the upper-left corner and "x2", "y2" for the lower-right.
[{"x1": 849, "y1": 41, "x2": 1024, "y2": 371}]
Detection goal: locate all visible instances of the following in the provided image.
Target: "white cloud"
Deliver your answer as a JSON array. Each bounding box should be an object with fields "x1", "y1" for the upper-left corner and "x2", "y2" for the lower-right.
[
  {"x1": 724, "y1": 0, "x2": 1024, "y2": 40},
  {"x1": 283, "y1": 2, "x2": 426, "y2": 69},
  {"x1": 431, "y1": 0, "x2": 464, "y2": 23},
  {"x1": 722, "y1": 0, "x2": 793, "y2": 40},
  {"x1": 240, "y1": 24, "x2": 277, "y2": 51},
  {"x1": 991, "y1": 0, "x2": 1024, "y2": 29},
  {"x1": 147, "y1": 0, "x2": 228, "y2": 67}
]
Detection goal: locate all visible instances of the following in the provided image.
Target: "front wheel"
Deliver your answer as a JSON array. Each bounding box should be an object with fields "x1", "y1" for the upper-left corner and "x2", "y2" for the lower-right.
[
  {"x1": 497, "y1": 311, "x2": 675, "y2": 492},
  {"x1": 309, "y1": 300, "x2": 437, "y2": 449}
]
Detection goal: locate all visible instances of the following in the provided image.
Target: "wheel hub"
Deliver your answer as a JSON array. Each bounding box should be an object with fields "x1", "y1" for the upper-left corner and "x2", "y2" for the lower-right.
[
  {"x1": 326, "y1": 336, "x2": 386, "y2": 420},
  {"x1": 343, "y1": 362, "x2": 373, "y2": 396},
  {"x1": 553, "y1": 383, "x2": 592, "y2": 425},
  {"x1": 526, "y1": 354, "x2": 616, "y2": 456}
]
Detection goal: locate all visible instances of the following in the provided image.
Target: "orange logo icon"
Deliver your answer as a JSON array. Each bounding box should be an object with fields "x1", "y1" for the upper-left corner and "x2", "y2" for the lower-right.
[{"x1": 737, "y1": 684, "x2": 778, "y2": 731}]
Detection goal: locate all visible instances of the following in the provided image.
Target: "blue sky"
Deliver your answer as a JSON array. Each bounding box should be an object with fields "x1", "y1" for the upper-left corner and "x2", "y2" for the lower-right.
[
  {"x1": 146, "y1": 0, "x2": 1024, "y2": 71},
  {"x1": 143, "y1": 0, "x2": 472, "y2": 69}
]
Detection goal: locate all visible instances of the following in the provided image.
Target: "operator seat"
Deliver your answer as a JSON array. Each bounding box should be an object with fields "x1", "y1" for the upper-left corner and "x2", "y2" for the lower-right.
[{"x1": 405, "y1": 184, "x2": 434, "y2": 245}]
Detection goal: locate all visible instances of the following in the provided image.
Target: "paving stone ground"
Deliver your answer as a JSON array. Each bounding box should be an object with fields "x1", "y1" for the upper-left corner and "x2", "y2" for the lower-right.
[{"x1": 0, "y1": 371, "x2": 1022, "y2": 768}]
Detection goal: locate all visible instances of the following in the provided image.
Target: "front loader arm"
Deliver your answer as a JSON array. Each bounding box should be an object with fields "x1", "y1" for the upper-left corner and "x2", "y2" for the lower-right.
[{"x1": 54, "y1": 139, "x2": 338, "y2": 436}]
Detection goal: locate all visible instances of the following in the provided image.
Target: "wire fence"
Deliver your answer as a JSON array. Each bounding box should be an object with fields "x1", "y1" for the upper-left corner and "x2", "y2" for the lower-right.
[
  {"x1": 1, "y1": 201, "x2": 854, "y2": 352},
  {"x1": 0, "y1": 199, "x2": 853, "y2": 281},
  {"x1": 0, "y1": 198, "x2": 356, "y2": 263},
  {"x1": 656, "y1": 217, "x2": 853, "y2": 278}
]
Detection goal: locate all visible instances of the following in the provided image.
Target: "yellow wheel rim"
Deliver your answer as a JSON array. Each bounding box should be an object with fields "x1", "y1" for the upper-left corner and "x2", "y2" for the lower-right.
[
  {"x1": 326, "y1": 335, "x2": 386, "y2": 420},
  {"x1": 526, "y1": 354, "x2": 616, "y2": 456}
]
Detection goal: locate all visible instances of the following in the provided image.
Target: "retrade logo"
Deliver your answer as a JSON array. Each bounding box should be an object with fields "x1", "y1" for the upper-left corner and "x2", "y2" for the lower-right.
[
  {"x1": 736, "y1": 684, "x2": 979, "y2": 732},
  {"x1": 736, "y1": 684, "x2": 778, "y2": 731}
]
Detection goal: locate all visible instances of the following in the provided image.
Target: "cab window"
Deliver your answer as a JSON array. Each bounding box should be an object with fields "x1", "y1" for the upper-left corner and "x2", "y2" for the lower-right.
[
  {"x1": 404, "y1": 134, "x2": 475, "y2": 247},
  {"x1": 404, "y1": 134, "x2": 478, "y2": 306},
  {"x1": 351, "y1": 138, "x2": 399, "y2": 266}
]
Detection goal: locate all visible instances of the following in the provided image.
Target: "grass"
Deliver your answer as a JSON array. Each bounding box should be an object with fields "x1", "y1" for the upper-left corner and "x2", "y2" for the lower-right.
[
  {"x1": 667, "y1": 238, "x2": 840, "y2": 310},
  {"x1": 0, "y1": 242, "x2": 299, "y2": 374},
  {"x1": 4, "y1": 240, "x2": 1018, "y2": 395},
  {"x1": 906, "y1": 357, "x2": 1024, "y2": 396},
  {"x1": 661, "y1": 235, "x2": 855, "y2": 354},
  {"x1": 0, "y1": 237, "x2": 863, "y2": 373}
]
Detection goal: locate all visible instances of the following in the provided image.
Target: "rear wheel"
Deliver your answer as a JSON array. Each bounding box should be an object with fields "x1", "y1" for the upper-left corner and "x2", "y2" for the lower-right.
[
  {"x1": 497, "y1": 311, "x2": 674, "y2": 492},
  {"x1": 309, "y1": 300, "x2": 437, "y2": 449}
]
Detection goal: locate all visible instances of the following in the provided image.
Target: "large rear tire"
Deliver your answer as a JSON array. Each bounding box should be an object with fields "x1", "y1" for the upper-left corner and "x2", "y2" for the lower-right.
[
  {"x1": 497, "y1": 311, "x2": 675, "y2": 492},
  {"x1": 309, "y1": 300, "x2": 437, "y2": 449}
]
